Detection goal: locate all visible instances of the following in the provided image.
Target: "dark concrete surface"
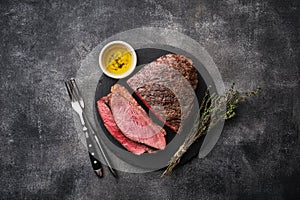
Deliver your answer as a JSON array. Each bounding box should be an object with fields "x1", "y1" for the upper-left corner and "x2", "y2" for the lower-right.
[{"x1": 0, "y1": 0, "x2": 299, "y2": 199}]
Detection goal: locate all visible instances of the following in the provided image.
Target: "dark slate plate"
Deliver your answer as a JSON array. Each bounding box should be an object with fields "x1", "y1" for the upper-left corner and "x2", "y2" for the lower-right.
[{"x1": 93, "y1": 48, "x2": 207, "y2": 170}]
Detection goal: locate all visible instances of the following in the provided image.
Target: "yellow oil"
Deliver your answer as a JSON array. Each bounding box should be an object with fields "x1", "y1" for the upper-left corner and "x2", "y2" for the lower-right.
[{"x1": 104, "y1": 46, "x2": 132, "y2": 75}]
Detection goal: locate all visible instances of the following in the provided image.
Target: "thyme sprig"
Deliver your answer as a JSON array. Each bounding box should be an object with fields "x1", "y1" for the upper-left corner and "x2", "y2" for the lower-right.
[{"x1": 162, "y1": 83, "x2": 260, "y2": 176}]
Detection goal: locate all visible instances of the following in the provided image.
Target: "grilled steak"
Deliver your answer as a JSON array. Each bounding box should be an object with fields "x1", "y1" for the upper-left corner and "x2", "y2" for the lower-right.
[
  {"x1": 155, "y1": 54, "x2": 198, "y2": 90},
  {"x1": 97, "y1": 96, "x2": 148, "y2": 155},
  {"x1": 127, "y1": 54, "x2": 198, "y2": 133},
  {"x1": 133, "y1": 83, "x2": 181, "y2": 132},
  {"x1": 110, "y1": 84, "x2": 166, "y2": 150}
]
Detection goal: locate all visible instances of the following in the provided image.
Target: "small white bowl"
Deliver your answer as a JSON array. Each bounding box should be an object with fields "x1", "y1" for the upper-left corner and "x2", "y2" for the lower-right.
[{"x1": 99, "y1": 41, "x2": 137, "y2": 79}]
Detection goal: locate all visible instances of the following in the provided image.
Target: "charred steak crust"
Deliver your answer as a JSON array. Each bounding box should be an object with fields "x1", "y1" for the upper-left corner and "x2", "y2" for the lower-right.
[
  {"x1": 135, "y1": 83, "x2": 181, "y2": 132},
  {"x1": 110, "y1": 84, "x2": 166, "y2": 150},
  {"x1": 97, "y1": 96, "x2": 148, "y2": 155},
  {"x1": 156, "y1": 54, "x2": 198, "y2": 90},
  {"x1": 127, "y1": 54, "x2": 198, "y2": 133}
]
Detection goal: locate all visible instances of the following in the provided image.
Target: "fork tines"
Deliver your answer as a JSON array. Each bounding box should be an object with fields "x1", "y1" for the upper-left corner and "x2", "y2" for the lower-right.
[
  {"x1": 65, "y1": 81, "x2": 73, "y2": 100},
  {"x1": 66, "y1": 79, "x2": 82, "y2": 106}
]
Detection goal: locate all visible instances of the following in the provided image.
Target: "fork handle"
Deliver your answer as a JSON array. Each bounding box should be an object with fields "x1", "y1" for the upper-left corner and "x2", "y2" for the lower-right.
[
  {"x1": 82, "y1": 113, "x2": 118, "y2": 178},
  {"x1": 82, "y1": 124, "x2": 104, "y2": 178}
]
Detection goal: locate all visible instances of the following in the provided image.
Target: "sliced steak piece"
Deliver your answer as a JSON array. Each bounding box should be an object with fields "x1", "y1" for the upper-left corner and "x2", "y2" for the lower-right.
[
  {"x1": 127, "y1": 54, "x2": 198, "y2": 133},
  {"x1": 110, "y1": 84, "x2": 166, "y2": 150},
  {"x1": 97, "y1": 96, "x2": 148, "y2": 155}
]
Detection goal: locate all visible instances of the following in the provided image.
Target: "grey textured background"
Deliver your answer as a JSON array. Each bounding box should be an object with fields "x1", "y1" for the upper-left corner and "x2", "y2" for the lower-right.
[{"x1": 0, "y1": 0, "x2": 299, "y2": 199}]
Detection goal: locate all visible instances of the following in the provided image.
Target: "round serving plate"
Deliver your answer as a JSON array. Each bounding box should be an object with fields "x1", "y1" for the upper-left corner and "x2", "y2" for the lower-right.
[
  {"x1": 76, "y1": 27, "x2": 225, "y2": 173},
  {"x1": 93, "y1": 47, "x2": 208, "y2": 170}
]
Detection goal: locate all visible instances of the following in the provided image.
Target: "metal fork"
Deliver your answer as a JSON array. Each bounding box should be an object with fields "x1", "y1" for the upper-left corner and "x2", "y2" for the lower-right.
[{"x1": 65, "y1": 79, "x2": 117, "y2": 178}]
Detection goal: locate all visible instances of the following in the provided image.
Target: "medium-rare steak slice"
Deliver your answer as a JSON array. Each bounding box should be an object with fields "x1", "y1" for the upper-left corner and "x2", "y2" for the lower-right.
[
  {"x1": 97, "y1": 96, "x2": 148, "y2": 155},
  {"x1": 127, "y1": 54, "x2": 198, "y2": 133},
  {"x1": 110, "y1": 84, "x2": 166, "y2": 150}
]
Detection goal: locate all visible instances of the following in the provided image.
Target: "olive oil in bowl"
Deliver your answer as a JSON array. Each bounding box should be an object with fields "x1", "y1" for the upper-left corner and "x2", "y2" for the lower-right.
[{"x1": 99, "y1": 41, "x2": 137, "y2": 79}]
